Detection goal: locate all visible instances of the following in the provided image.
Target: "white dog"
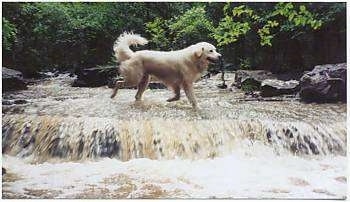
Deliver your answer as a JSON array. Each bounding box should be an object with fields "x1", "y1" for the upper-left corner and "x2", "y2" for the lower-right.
[{"x1": 111, "y1": 32, "x2": 221, "y2": 108}]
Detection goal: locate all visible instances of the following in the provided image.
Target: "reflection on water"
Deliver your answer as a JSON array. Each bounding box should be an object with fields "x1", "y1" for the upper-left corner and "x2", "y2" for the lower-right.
[{"x1": 2, "y1": 74, "x2": 347, "y2": 199}]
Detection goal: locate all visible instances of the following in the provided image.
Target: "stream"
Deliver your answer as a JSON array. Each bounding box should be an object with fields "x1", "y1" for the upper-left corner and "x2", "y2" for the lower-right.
[{"x1": 2, "y1": 73, "x2": 347, "y2": 199}]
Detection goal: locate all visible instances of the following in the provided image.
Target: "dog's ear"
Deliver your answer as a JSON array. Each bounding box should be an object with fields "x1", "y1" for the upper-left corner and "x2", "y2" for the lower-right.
[{"x1": 194, "y1": 47, "x2": 204, "y2": 58}]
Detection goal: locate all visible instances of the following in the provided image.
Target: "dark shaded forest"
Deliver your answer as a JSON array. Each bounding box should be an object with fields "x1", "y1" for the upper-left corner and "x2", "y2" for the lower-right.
[{"x1": 2, "y1": 2, "x2": 346, "y2": 77}]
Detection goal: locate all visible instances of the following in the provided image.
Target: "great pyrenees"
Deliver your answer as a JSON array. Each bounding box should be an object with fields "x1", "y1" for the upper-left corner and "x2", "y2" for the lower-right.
[{"x1": 111, "y1": 32, "x2": 221, "y2": 109}]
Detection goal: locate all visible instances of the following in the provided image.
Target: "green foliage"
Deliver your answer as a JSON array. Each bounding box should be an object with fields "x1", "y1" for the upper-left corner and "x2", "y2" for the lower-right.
[
  {"x1": 2, "y1": 2, "x2": 156, "y2": 71},
  {"x1": 146, "y1": 6, "x2": 214, "y2": 50},
  {"x1": 213, "y1": 4, "x2": 256, "y2": 47},
  {"x1": 213, "y1": 3, "x2": 326, "y2": 47},
  {"x1": 169, "y1": 6, "x2": 214, "y2": 44},
  {"x1": 273, "y1": 3, "x2": 323, "y2": 31},
  {"x1": 145, "y1": 17, "x2": 169, "y2": 50},
  {"x1": 2, "y1": 18, "x2": 17, "y2": 51},
  {"x1": 1, "y1": 2, "x2": 346, "y2": 74},
  {"x1": 213, "y1": 16, "x2": 250, "y2": 46},
  {"x1": 257, "y1": 20, "x2": 279, "y2": 46},
  {"x1": 239, "y1": 58, "x2": 252, "y2": 70}
]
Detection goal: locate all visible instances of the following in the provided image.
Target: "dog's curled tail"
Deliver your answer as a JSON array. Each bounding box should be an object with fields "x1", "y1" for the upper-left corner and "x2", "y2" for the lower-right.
[{"x1": 113, "y1": 32, "x2": 148, "y2": 62}]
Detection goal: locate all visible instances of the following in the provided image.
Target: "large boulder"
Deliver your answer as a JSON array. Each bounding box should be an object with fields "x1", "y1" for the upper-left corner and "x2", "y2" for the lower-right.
[
  {"x1": 261, "y1": 79, "x2": 300, "y2": 97},
  {"x1": 72, "y1": 66, "x2": 117, "y2": 87},
  {"x1": 2, "y1": 67, "x2": 27, "y2": 92},
  {"x1": 299, "y1": 63, "x2": 346, "y2": 102}
]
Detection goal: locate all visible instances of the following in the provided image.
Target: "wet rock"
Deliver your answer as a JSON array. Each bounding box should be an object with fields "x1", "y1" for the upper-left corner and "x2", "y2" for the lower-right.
[
  {"x1": 14, "y1": 99, "x2": 28, "y2": 105},
  {"x1": 2, "y1": 99, "x2": 28, "y2": 105},
  {"x1": 2, "y1": 99, "x2": 27, "y2": 105},
  {"x1": 233, "y1": 70, "x2": 276, "y2": 91},
  {"x1": 72, "y1": 66, "x2": 117, "y2": 87},
  {"x1": 2, "y1": 100, "x2": 13, "y2": 105},
  {"x1": 217, "y1": 83, "x2": 228, "y2": 89},
  {"x1": 224, "y1": 63, "x2": 237, "y2": 70},
  {"x1": 303, "y1": 136, "x2": 319, "y2": 155},
  {"x1": 261, "y1": 79, "x2": 300, "y2": 97},
  {"x1": 300, "y1": 63, "x2": 346, "y2": 103},
  {"x1": 2, "y1": 67, "x2": 28, "y2": 92},
  {"x1": 275, "y1": 71, "x2": 304, "y2": 81},
  {"x1": 234, "y1": 70, "x2": 276, "y2": 87}
]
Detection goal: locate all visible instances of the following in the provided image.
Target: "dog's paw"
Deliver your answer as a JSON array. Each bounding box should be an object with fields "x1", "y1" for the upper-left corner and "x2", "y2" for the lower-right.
[
  {"x1": 192, "y1": 105, "x2": 200, "y2": 111},
  {"x1": 166, "y1": 97, "x2": 180, "y2": 102}
]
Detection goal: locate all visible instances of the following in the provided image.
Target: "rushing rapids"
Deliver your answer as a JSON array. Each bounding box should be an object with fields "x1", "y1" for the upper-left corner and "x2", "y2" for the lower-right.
[{"x1": 2, "y1": 73, "x2": 347, "y2": 199}]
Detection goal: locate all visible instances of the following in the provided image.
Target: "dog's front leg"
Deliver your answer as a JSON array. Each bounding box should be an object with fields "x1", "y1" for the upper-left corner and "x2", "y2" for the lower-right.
[
  {"x1": 183, "y1": 83, "x2": 198, "y2": 109},
  {"x1": 110, "y1": 81, "x2": 124, "y2": 98}
]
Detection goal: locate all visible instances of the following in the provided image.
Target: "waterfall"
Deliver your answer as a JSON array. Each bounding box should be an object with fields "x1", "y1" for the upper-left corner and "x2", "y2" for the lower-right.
[{"x1": 2, "y1": 115, "x2": 346, "y2": 163}]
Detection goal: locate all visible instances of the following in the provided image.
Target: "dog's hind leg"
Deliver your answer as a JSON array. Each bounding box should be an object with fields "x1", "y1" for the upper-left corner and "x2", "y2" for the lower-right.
[
  {"x1": 135, "y1": 74, "x2": 150, "y2": 101},
  {"x1": 167, "y1": 85, "x2": 180, "y2": 102}
]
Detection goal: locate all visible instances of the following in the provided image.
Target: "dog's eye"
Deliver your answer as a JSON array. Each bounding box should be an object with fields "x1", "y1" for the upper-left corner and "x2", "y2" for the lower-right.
[{"x1": 209, "y1": 50, "x2": 213, "y2": 52}]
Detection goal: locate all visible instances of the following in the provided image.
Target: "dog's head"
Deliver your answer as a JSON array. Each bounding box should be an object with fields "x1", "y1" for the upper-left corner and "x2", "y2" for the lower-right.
[{"x1": 193, "y1": 42, "x2": 222, "y2": 65}]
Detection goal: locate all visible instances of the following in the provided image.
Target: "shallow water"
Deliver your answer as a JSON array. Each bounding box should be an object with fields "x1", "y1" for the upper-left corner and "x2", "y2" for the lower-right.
[
  {"x1": 2, "y1": 73, "x2": 347, "y2": 199},
  {"x1": 2, "y1": 73, "x2": 346, "y2": 122}
]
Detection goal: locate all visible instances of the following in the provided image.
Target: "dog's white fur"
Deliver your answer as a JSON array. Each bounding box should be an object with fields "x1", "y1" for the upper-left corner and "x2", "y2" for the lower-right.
[{"x1": 111, "y1": 32, "x2": 221, "y2": 108}]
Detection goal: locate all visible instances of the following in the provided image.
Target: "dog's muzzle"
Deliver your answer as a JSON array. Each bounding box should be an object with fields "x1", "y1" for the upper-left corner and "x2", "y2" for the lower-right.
[
  {"x1": 207, "y1": 56, "x2": 220, "y2": 64},
  {"x1": 207, "y1": 57, "x2": 219, "y2": 63}
]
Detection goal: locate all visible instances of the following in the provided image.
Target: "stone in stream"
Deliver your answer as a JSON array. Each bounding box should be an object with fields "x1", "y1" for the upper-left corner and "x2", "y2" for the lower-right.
[
  {"x1": 261, "y1": 79, "x2": 300, "y2": 97},
  {"x1": 299, "y1": 63, "x2": 346, "y2": 103},
  {"x1": 2, "y1": 67, "x2": 28, "y2": 92},
  {"x1": 72, "y1": 66, "x2": 166, "y2": 89},
  {"x1": 14, "y1": 99, "x2": 28, "y2": 104},
  {"x1": 2, "y1": 100, "x2": 13, "y2": 105},
  {"x1": 72, "y1": 66, "x2": 117, "y2": 87},
  {"x1": 233, "y1": 70, "x2": 276, "y2": 91},
  {"x1": 2, "y1": 99, "x2": 28, "y2": 105}
]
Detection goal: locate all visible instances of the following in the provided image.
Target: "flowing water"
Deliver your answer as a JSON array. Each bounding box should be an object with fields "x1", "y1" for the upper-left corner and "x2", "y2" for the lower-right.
[{"x1": 2, "y1": 73, "x2": 347, "y2": 199}]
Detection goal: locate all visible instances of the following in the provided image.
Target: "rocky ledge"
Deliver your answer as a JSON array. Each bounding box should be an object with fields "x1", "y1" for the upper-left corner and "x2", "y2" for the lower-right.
[{"x1": 2, "y1": 67, "x2": 27, "y2": 92}]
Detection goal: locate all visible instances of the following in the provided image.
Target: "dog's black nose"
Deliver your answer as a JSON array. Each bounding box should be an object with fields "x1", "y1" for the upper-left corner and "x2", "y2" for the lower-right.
[{"x1": 218, "y1": 55, "x2": 223, "y2": 62}]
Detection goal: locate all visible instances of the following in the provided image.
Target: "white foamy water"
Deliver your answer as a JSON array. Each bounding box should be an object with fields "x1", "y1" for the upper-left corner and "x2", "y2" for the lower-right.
[
  {"x1": 2, "y1": 73, "x2": 347, "y2": 199},
  {"x1": 2, "y1": 148, "x2": 347, "y2": 199}
]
